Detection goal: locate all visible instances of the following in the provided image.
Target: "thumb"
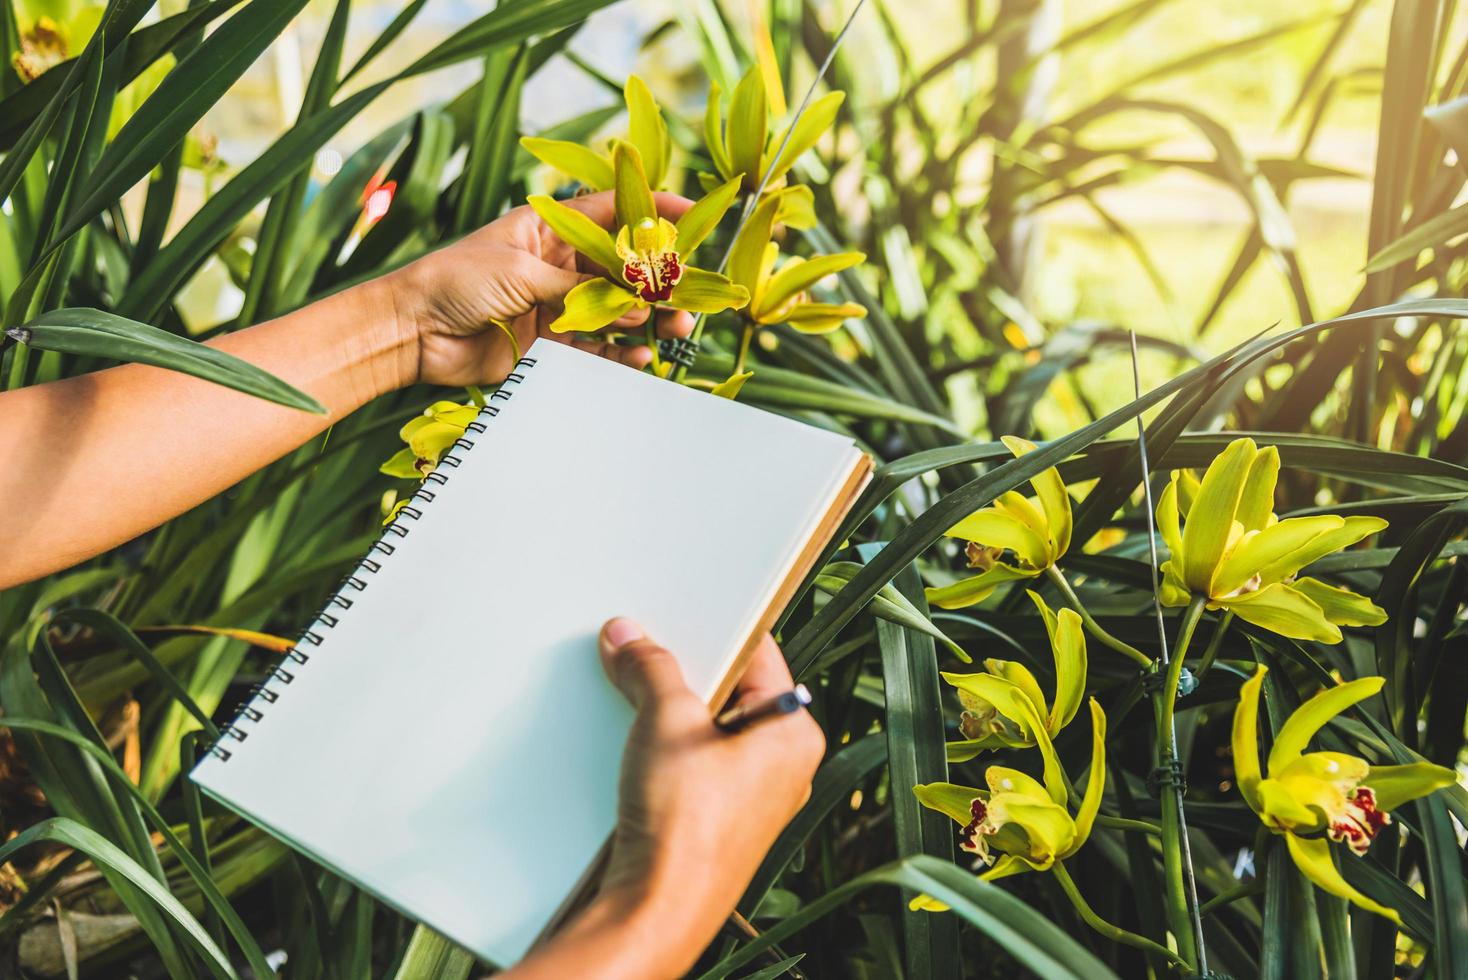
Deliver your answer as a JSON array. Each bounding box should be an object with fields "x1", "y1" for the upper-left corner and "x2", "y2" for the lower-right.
[
  {"x1": 598, "y1": 618, "x2": 689, "y2": 710},
  {"x1": 509, "y1": 253, "x2": 593, "y2": 308}
]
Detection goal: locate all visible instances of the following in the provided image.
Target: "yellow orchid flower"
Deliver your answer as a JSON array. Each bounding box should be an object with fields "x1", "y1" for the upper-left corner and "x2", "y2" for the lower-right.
[
  {"x1": 926, "y1": 437, "x2": 1073, "y2": 609},
  {"x1": 520, "y1": 75, "x2": 672, "y2": 192},
  {"x1": 942, "y1": 592, "x2": 1086, "y2": 761},
  {"x1": 911, "y1": 700, "x2": 1107, "y2": 910},
  {"x1": 704, "y1": 65, "x2": 844, "y2": 197},
  {"x1": 380, "y1": 400, "x2": 479, "y2": 479},
  {"x1": 1233, "y1": 667, "x2": 1456, "y2": 923},
  {"x1": 724, "y1": 188, "x2": 866, "y2": 336},
  {"x1": 1158, "y1": 437, "x2": 1388, "y2": 642},
  {"x1": 528, "y1": 142, "x2": 748, "y2": 334}
]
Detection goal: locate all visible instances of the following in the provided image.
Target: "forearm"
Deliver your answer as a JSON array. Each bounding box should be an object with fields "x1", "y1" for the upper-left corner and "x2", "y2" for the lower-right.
[
  {"x1": 0, "y1": 275, "x2": 416, "y2": 588},
  {"x1": 506, "y1": 892, "x2": 704, "y2": 980}
]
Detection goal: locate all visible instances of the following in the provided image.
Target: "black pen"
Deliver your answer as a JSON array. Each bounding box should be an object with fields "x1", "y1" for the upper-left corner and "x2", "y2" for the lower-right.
[{"x1": 715, "y1": 684, "x2": 812, "y2": 732}]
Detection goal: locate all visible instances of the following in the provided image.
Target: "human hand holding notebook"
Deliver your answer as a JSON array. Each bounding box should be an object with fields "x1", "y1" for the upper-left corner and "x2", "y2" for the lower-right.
[
  {"x1": 506, "y1": 622, "x2": 824, "y2": 980},
  {"x1": 191, "y1": 338, "x2": 871, "y2": 965}
]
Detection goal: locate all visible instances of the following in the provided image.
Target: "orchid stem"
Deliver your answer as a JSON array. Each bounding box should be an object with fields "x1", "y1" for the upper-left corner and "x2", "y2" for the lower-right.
[
  {"x1": 1095, "y1": 814, "x2": 1162, "y2": 836},
  {"x1": 734, "y1": 321, "x2": 754, "y2": 376},
  {"x1": 1193, "y1": 610, "x2": 1235, "y2": 682},
  {"x1": 1052, "y1": 862, "x2": 1189, "y2": 969},
  {"x1": 1044, "y1": 566, "x2": 1151, "y2": 667},
  {"x1": 1154, "y1": 595, "x2": 1207, "y2": 971}
]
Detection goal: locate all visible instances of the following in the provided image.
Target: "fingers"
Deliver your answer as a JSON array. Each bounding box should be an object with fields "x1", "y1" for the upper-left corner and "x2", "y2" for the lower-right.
[
  {"x1": 732, "y1": 634, "x2": 795, "y2": 703},
  {"x1": 598, "y1": 618, "x2": 692, "y2": 710},
  {"x1": 561, "y1": 190, "x2": 695, "y2": 229},
  {"x1": 570, "y1": 338, "x2": 654, "y2": 370}
]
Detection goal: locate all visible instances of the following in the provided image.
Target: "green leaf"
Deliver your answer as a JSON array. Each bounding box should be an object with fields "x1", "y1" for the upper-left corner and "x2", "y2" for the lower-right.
[
  {"x1": 391, "y1": 925, "x2": 475, "y2": 980},
  {"x1": 0, "y1": 817, "x2": 241, "y2": 979},
  {"x1": 814, "y1": 561, "x2": 970, "y2": 662},
  {"x1": 867, "y1": 553, "x2": 963, "y2": 980},
  {"x1": 12, "y1": 308, "x2": 325, "y2": 413},
  {"x1": 702, "y1": 855, "x2": 1120, "y2": 980},
  {"x1": 54, "y1": 0, "x2": 313, "y2": 249}
]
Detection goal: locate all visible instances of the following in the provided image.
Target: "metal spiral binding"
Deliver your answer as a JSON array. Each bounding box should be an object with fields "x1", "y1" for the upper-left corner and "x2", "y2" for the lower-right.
[{"x1": 205, "y1": 356, "x2": 540, "y2": 762}]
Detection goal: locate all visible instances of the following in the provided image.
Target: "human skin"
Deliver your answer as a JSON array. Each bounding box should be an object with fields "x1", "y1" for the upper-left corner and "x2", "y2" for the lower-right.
[
  {"x1": 6, "y1": 193, "x2": 826, "y2": 975},
  {"x1": 504, "y1": 621, "x2": 824, "y2": 980},
  {"x1": 0, "y1": 190, "x2": 693, "y2": 589}
]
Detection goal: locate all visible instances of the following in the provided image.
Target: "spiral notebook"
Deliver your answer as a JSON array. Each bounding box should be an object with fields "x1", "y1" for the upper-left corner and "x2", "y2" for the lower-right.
[{"x1": 190, "y1": 338, "x2": 871, "y2": 966}]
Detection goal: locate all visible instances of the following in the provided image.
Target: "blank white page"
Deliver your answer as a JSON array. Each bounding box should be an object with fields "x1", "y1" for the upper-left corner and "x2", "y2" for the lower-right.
[{"x1": 191, "y1": 338, "x2": 866, "y2": 966}]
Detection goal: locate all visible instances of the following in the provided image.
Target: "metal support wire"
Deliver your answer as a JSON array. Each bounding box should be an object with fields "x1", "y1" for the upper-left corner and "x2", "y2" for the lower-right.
[{"x1": 1130, "y1": 330, "x2": 1209, "y2": 975}]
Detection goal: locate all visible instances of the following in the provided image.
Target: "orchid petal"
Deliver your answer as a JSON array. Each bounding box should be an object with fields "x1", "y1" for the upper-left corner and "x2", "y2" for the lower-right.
[
  {"x1": 518, "y1": 137, "x2": 613, "y2": 191},
  {"x1": 1285, "y1": 832, "x2": 1401, "y2": 924},
  {"x1": 1157, "y1": 474, "x2": 1185, "y2": 570},
  {"x1": 611, "y1": 140, "x2": 657, "y2": 232},
  {"x1": 1220, "y1": 582, "x2": 1341, "y2": 644},
  {"x1": 624, "y1": 75, "x2": 669, "y2": 188},
  {"x1": 1366, "y1": 762, "x2": 1459, "y2": 812},
  {"x1": 674, "y1": 174, "x2": 741, "y2": 257},
  {"x1": 726, "y1": 191, "x2": 781, "y2": 294},
  {"x1": 985, "y1": 767, "x2": 1050, "y2": 800},
  {"x1": 667, "y1": 267, "x2": 749, "y2": 313},
  {"x1": 1268, "y1": 676, "x2": 1384, "y2": 774},
  {"x1": 1212, "y1": 515, "x2": 1344, "y2": 595},
  {"x1": 1002, "y1": 436, "x2": 1072, "y2": 559},
  {"x1": 1236, "y1": 444, "x2": 1280, "y2": 532},
  {"x1": 1048, "y1": 608, "x2": 1087, "y2": 732},
  {"x1": 762, "y1": 90, "x2": 844, "y2": 182},
  {"x1": 940, "y1": 672, "x2": 1038, "y2": 743},
  {"x1": 1293, "y1": 577, "x2": 1388, "y2": 628},
  {"x1": 1258, "y1": 778, "x2": 1321, "y2": 829},
  {"x1": 781, "y1": 301, "x2": 867, "y2": 333},
  {"x1": 704, "y1": 80, "x2": 732, "y2": 179},
  {"x1": 1232, "y1": 666, "x2": 1266, "y2": 814},
  {"x1": 759, "y1": 251, "x2": 865, "y2": 318},
  {"x1": 1257, "y1": 515, "x2": 1388, "y2": 582},
  {"x1": 728, "y1": 67, "x2": 768, "y2": 190},
  {"x1": 925, "y1": 564, "x2": 1039, "y2": 609},
  {"x1": 546, "y1": 278, "x2": 639, "y2": 334},
  {"x1": 710, "y1": 370, "x2": 753, "y2": 400},
  {"x1": 991, "y1": 794, "x2": 1074, "y2": 862},
  {"x1": 1069, "y1": 700, "x2": 1107, "y2": 853},
  {"x1": 980, "y1": 853, "x2": 1044, "y2": 881},
  {"x1": 1181, "y1": 437, "x2": 1257, "y2": 590},
  {"x1": 773, "y1": 183, "x2": 816, "y2": 229},
  {"x1": 528, "y1": 195, "x2": 622, "y2": 278},
  {"x1": 944, "y1": 508, "x2": 1048, "y2": 569},
  {"x1": 379, "y1": 448, "x2": 420, "y2": 479},
  {"x1": 913, "y1": 782, "x2": 985, "y2": 826},
  {"x1": 984, "y1": 659, "x2": 1048, "y2": 725}
]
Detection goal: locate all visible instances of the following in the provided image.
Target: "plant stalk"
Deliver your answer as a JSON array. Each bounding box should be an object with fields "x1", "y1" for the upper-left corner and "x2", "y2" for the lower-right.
[
  {"x1": 1153, "y1": 595, "x2": 1207, "y2": 971},
  {"x1": 1193, "y1": 610, "x2": 1234, "y2": 681},
  {"x1": 1044, "y1": 565, "x2": 1151, "y2": 666},
  {"x1": 1051, "y1": 861, "x2": 1189, "y2": 970}
]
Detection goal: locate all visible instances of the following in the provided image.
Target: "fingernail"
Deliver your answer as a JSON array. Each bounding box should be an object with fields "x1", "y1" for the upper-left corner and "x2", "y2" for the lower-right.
[{"x1": 600, "y1": 617, "x2": 643, "y2": 654}]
